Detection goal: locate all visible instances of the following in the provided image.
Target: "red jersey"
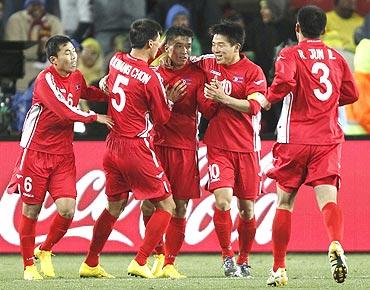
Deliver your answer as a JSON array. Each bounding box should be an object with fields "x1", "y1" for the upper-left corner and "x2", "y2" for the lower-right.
[
  {"x1": 267, "y1": 39, "x2": 358, "y2": 145},
  {"x1": 106, "y1": 53, "x2": 172, "y2": 139},
  {"x1": 192, "y1": 54, "x2": 267, "y2": 152},
  {"x1": 153, "y1": 62, "x2": 216, "y2": 150},
  {"x1": 20, "y1": 65, "x2": 105, "y2": 155}
]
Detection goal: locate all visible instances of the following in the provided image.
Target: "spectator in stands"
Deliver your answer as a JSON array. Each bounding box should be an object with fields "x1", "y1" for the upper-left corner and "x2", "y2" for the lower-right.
[
  {"x1": 92, "y1": 0, "x2": 146, "y2": 55},
  {"x1": 244, "y1": 0, "x2": 294, "y2": 134},
  {"x1": 245, "y1": 0, "x2": 293, "y2": 82},
  {"x1": 344, "y1": 38, "x2": 370, "y2": 134},
  {"x1": 149, "y1": 0, "x2": 221, "y2": 53},
  {"x1": 354, "y1": 11, "x2": 370, "y2": 44},
  {"x1": 164, "y1": 4, "x2": 201, "y2": 55},
  {"x1": 4, "y1": 0, "x2": 64, "y2": 62},
  {"x1": 321, "y1": 0, "x2": 363, "y2": 70},
  {"x1": 78, "y1": 38, "x2": 104, "y2": 85},
  {"x1": 59, "y1": 0, "x2": 93, "y2": 43},
  {"x1": 0, "y1": 0, "x2": 4, "y2": 39}
]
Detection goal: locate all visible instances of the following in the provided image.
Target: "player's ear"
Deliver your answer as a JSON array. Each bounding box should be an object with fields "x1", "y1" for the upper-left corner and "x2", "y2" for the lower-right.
[
  {"x1": 49, "y1": 55, "x2": 57, "y2": 64},
  {"x1": 234, "y1": 43, "x2": 241, "y2": 53},
  {"x1": 295, "y1": 23, "x2": 300, "y2": 34}
]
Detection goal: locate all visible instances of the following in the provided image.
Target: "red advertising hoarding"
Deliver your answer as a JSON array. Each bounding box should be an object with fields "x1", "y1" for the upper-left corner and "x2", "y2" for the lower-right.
[{"x1": 0, "y1": 140, "x2": 369, "y2": 253}]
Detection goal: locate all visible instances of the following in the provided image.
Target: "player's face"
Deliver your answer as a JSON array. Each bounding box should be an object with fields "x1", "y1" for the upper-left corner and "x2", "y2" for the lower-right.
[
  {"x1": 149, "y1": 33, "x2": 161, "y2": 60},
  {"x1": 166, "y1": 36, "x2": 192, "y2": 68},
  {"x1": 52, "y1": 42, "x2": 78, "y2": 76},
  {"x1": 212, "y1": 34, "x2": 240, "y2": 65}
]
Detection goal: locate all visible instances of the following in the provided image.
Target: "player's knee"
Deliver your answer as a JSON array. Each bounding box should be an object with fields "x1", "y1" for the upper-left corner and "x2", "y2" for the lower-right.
[
  {"x1": 58, "y1": 207, "x2": 75, "y2": 219},
  {"x1": 215, "y1": 198, "x2": 231, "y2": 211},
  {"x1": 141, "y1": 201, "x2": 155, "y2": 216},
  {"x1": 22, "y1": 203, "x2": 42, "y2": 219},
  {"x1": 174, "y1": 204, "x2": 187, "y2": 218},
  {"x1": 107, "y1": 200, "x2": 127, "y2": 218},
  {"x1": 239, "y1": 207, "x2": 254, "y2": 220}
]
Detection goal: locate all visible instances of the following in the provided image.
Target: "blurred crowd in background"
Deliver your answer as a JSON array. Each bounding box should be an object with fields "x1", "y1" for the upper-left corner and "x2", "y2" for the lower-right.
[{"x1": 0, "y1": 0, "x2": 369, "y2": 138}]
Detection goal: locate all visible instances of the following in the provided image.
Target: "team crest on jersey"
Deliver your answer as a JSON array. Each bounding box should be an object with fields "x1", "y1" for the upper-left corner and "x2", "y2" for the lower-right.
[
  {"x1": 232, "y1": 76, "x2": 244, "y2": 83},
  {"x1": 75, "y1": 84, "x2": 81, "y2": 90}
]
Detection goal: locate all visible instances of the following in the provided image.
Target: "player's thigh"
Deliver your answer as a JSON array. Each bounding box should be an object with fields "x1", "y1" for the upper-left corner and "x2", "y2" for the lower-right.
[
  {"x1": 49, "y1": 153, "x2": 77, "y2": 201},
  {"x1": 18, "y1": 149, "x2": 49, "y2": 205},
  {"x1": 306, "y1": 144, "x2": 341, "y2": 188},
  {"x1": 103, "y1": 149, "x2": 130, "y2": 202},
  {"x1": 207, "y1": 146, "x2": 235, "y2": 193},
  {"x1": 159, "y1": 147, "x2": 200, "y2": 199},
  {"x1": 128, "y1": 140, "x2": 172, "y2": 201},
  {"x1": 267, "y1": 143, "x2": 309, "y2": 191},
  {"x1": 234, "y1": 151, "x2": 261, "y2": 200}
]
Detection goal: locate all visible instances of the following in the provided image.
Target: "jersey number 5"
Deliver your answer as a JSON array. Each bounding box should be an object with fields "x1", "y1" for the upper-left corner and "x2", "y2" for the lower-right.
[
  {"x1": 311, "y1": 62, "x2": 332, "y2": 101},
  {"x1": 112, "y1": 74, "x2": 129, "y2": 112}
]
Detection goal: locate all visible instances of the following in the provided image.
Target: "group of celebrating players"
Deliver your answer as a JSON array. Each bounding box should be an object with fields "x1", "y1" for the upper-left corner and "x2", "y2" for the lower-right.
[{"x1": 6, "y1": 4, "x2": 358, "y2": 286}]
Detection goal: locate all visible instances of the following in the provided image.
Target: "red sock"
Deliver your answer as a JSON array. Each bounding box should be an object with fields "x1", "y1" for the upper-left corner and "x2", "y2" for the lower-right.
[
  {"x1": 272, "y1": 209, "x2": 291, "y2": 272},
  {"x1": 164, "y1": 217, "x2": 186, "y2": 265},
  {"x1": 322, "y1": 202, "x2": 343, "y2": 242},
  {"x1": 135, "y1": 209, "x2": 171, "y2": 266},
  {"x1": 213, "y1": 207, "x2": 234, "y2": 258},
  {"x1": 85, "y1": 209, "x2": 117, "y2": 267},
  {"x1": 19, "y1": 215, "x2": 37, "y2": 268},
  {"x1": 237, "y1": 216, "x2": 256, "y2": 265},
  {"x1": 143, "y1": 214, "x2": 165, "y2": 255},
  {"x1": 40, "y1": 213, "x2": 73, "y2": 251}
]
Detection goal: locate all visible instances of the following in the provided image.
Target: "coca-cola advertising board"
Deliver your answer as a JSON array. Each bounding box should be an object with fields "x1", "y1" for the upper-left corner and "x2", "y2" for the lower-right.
[{"x1": 1, "y1": 140, "x2": 369, "y2": 253}]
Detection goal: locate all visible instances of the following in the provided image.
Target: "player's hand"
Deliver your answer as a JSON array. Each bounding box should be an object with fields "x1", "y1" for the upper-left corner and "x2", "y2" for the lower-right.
[
  {"x1": 166, "y1": 80, "x2": 187, "y2": 103},
  {"x1": 96, "y1": 114, "x2": 114, "y2": 129},
  {"x1": 99, "y1": 75, "x2": 109, "y2": 94},
  {"x1": 204, "y1": 78, "x2": 230, "y2": 104}
]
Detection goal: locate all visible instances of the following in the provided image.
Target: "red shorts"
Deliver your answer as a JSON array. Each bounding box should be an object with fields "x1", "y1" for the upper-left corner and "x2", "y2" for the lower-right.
[
  {"x1": 103, "y1": 137, "x2": 172, "y2": 202},
  {"x1": 7, "y1": 148, "x2": 77, "y2": 205},
  {"x1": 207, "y1": 147, "x2": 261, "y2": 200},
  {"x1": 155, "y1": 145, "x2": 200, "y2": 200},
  {"x1": 267, "y1": 143, "x2": 341, "y2": 193}
]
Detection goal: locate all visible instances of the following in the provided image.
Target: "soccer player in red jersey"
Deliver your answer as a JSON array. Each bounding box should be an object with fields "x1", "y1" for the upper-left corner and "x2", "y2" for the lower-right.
[
  {"x1": 255, "y1": 6, "x2": 358, "y2": 286},
  {"x1": 6, "y1": 35, "x2": 113, "y2": 280},
  {"x1": 79, "y1": 19, "x2": 179, "y2": 279},
  {"x1": 140, "y1": 26, "x2": 218, "y2": 279},
  {"x1": 192, "y1": 22, "x2": 267, "y2": 277}
]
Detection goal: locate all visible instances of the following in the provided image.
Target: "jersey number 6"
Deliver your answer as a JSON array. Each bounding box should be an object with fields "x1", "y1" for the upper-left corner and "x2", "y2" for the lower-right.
[{"x1": 112, "y1": 74, "x2": 129, "y2": 112}]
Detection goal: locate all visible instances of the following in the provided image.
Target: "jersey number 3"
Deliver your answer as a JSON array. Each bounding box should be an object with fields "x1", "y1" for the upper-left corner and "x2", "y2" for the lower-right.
[
  {"x1": 112, "y1": 74, "x2": 129, "y2": 112},
  {"x1": 311, "y1": 62, "x2": 332, "y2": 101}
]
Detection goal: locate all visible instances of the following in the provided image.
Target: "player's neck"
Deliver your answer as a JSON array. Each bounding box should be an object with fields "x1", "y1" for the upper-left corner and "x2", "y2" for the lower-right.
[
  {"x1": 53, "y1": 65, "x2": 70, "y2": 78},
  {"x1": 224, "y1": 53, "x2": 241, "y2": 66},
  {"x1": 130, "y1": 49, "x2": 150, "y2": 63}
]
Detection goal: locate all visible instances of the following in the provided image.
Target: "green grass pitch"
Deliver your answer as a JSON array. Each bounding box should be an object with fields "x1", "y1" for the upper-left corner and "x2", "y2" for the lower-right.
[{"x1": 0, "y1": 253, "x2": 369, "y2": 289}]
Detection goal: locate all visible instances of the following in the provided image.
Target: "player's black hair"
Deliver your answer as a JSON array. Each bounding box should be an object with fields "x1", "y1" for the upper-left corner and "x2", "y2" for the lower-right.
[
  {"x1": 209, "y1": 21, "x2": 245, "y2": 48},
  {"x1": 297, "y1": 5, "x2": 327, "y2": 38},
  {"x1": 165, "y1": 26, "x2": 194, "y2": 44},
  {"x1": 45, "y1": 35, "x2": 72, "y2": 60},
  {"x1": 129, "y1": 19, "x2": 163, "y2": 49}
]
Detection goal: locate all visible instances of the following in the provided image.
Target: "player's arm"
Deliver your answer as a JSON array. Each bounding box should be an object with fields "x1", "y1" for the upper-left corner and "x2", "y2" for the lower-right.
[
  {"x1": 80, "y1": 75, "x2": 108, "y2": 102},
  {"x1": 146, "y1": 72, "x2": 173, "y2": 125},
  {"x1": 204, "y1": 79, "x2": 261, "y2": 114},
  {"x1": 252, "y1": 48, "x2": 296, "y2": 110},
  {"x1": 339, "y1": 60, "x2": 359, "y2": 106},
  {"x1": 197, "y1": 84, "x2": 219, "y2": 120},
  {"x1": 37, "y1": 72, "x2": 113, "y2": 128}
]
